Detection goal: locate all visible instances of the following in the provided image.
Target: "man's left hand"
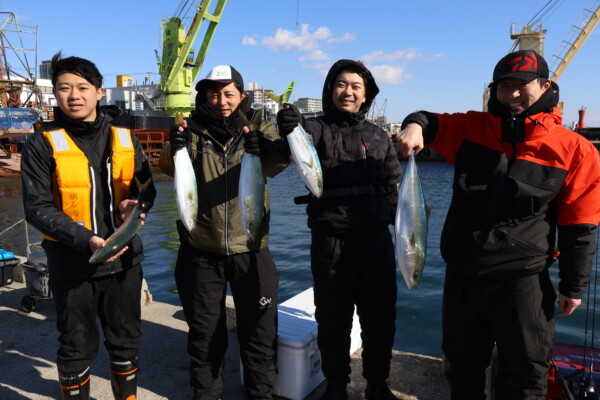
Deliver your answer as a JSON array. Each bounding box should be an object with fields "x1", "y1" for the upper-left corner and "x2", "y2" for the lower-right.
[
  {"x1": 118, "y1": 199, "x2": 146, "y2": 225},
  {"x1": 243, "y1": 128, "x2": 263, "y2": 155}
]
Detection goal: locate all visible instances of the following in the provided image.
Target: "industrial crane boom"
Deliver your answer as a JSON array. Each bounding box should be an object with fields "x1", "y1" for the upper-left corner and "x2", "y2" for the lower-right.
[
  {"x1": 158, "y1": 0, "x2": 228, "y2": 116},
  {"x1": 549, "y1": 1, "x2": 600, "y2": 81}
]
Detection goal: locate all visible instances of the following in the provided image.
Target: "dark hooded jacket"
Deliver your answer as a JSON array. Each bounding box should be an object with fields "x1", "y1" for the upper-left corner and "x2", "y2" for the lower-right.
[
  {"x1": 402, "y1": 81, "x2": 600, "y2": 299},
  {"x1": 21, "y1": 106, "x2": 156, "y2": 280},
  {"x1": 303, "y1": 59, "x2": 402, "y2": 234}
]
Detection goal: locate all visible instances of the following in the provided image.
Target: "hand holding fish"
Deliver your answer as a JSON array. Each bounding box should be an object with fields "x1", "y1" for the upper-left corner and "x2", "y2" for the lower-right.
[
  {"x1": 396, "y1": 123, "x2": 424, "y2": 158},
  {"x1": 89, "y1": 236, "x2": 128, "y2": 263},
  {"x1": 276, "y1": 104, "x2": 303, "y2": 136},
  {"x1": 243, "y1": 126, "x2": 263, "y2": 155},
  {"x1": 119, "y1": 199, "x2": 147, "y2": 226},
  {"x1": 169, "y1": 119, "x2": 190, "y2": 151}
]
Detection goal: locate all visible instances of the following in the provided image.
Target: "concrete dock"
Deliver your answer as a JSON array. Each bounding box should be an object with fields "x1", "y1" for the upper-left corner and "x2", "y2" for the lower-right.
[{"x1": 0, "y1": 280, "x2": 450, "y2": 400}]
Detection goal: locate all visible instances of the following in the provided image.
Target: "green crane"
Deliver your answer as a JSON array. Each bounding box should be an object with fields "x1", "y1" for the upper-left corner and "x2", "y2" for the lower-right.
[{"x1": 158, "y1": 0, "x2": 228, "y2": 116}]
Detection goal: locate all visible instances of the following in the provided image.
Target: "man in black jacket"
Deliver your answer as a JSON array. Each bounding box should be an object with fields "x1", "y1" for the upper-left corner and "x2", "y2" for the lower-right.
[
  {"x1": 21, "y1": 52, "x2": 156, "y2": 400},
  {"x1": 276, "y1": 59, "x2": 402, "y2": 400}
]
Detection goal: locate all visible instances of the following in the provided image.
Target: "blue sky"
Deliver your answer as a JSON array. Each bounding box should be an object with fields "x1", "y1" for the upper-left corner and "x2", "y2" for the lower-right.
[{"x1": 6, "y1": 0, "x2": 600, "y2": 126}]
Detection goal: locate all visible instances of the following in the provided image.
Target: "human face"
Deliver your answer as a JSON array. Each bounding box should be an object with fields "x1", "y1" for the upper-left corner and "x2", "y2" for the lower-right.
[
  {"x1": 332, "y1": 71, "x2": 367, "y2": 114},
  {"x1": 206, "y1": 82, "x2": 246, "y2": 117},
  {"x1": 495, "y1": 78, "x2": 551, "y2": 115},
  {"x1": 53, "y1": 72, "x2": 103, "y2": 121}
]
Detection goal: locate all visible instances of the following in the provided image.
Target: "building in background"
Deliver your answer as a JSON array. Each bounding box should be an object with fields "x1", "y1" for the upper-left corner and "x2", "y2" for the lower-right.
[
  {"x1": 294, "y1": 97, "x2": 322, "y2": 114},
  {"x1": 246, "y1": 82, "x2": 278, "y2": 117},
  {"x1": 39, "y1": 60, "x2": 51, "y2": 80}
]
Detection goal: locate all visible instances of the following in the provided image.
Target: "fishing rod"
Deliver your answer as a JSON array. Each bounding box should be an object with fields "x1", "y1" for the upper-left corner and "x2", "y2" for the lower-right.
[{"x1": 577, "y1": 227, "x2": 600, "y2": 399}]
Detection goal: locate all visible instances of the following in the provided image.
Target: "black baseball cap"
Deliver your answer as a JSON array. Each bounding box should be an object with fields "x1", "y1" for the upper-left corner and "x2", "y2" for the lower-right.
[{"x1": 491, "y1": 49, "x2": 549, "y2": 84}]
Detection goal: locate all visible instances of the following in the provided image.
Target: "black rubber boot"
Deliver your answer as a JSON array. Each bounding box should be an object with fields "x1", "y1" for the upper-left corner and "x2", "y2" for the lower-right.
[
  {"x1": 364, "y1": 380, "x2": 398, "y2": 400},
  {"x1": 319, "y1": 380, "x2": 348, "y2": 400},
  {"x1": 109, "y1": 357, "x2": 139, "y2": 400},
  {"x1": 59, "y1": 368, "x2": 91, "y2": 400}
]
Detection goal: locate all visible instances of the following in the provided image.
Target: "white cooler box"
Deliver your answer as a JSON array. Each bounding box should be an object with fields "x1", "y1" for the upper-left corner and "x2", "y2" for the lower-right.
[{"x1": 242, "y1": 287, "x2": 361, "y2": 400}]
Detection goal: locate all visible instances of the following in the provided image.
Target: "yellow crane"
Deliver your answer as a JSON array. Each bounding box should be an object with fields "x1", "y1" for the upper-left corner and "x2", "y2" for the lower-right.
[{"x1": 157, "y1": 0, "x2": 228, "y2": 116}]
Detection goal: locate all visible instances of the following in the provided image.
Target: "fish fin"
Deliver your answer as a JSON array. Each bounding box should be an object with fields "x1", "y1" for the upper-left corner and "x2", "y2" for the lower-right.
[
  {"x1": 264, "y1": 92, "x2": 280, "y2": 103},
  {"x1": 281, "y1": 81, "x2": 295, "y2": 104},
  {"x1": 267, "y1": 81, "x2": 296, "y2": 105},
  {"x1": 238, "y1": 110, "x2": 252, "y2": 127},
  {"x1": 425, "y1": 204, "x2": 432, "y2": 222},
  {"x1": 174, "y1": 112, "x2": 184, "y2": 125},
  {"x1": 135, "y1": 176, "x2": 152, "y2": 195},
  {"x1": 238, "y1": 109, "x2": 263, "y2": 131}
]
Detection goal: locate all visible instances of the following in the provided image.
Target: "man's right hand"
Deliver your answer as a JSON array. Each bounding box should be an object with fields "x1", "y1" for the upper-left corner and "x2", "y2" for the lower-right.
[
  {"x1": 169, "y1": 120, "x2": 190, "y2": 151},
  {"x1": 396, "y1": 123, "x2": 425, "y2": 158},
  {"x1": 276, "y1": 104, "x2": 303, "y2": 136}
]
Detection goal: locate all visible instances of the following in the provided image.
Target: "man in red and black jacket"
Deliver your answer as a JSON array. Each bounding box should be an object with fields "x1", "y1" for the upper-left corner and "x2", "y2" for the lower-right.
[{"x1": 396, "y1": 49, "x2": 600, "y2": 399}]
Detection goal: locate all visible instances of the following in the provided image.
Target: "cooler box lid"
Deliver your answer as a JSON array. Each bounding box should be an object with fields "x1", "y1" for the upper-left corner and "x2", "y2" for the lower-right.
[{"x1": 277, "y1": 305, "x2": 318, "y2": 349}]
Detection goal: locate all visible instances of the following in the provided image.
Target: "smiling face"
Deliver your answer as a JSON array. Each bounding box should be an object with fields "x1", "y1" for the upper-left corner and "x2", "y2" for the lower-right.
[
  {"x1": 206, "y1": 82, "x2": 246, "y2": 117},
  {"x1": 495, "y1": 78, "x2": 551, "y2": 115},
  {"x1": 332, "y1": 71, "x2": 367, "y2": 114},
  {"x1": 53, "y1": 72, "x2": 104, "y2": 121}
]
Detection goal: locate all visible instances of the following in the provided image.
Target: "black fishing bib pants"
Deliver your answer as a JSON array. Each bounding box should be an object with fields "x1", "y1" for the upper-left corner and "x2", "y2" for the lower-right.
[
  {"x1": 175, "y1": 243, "x2": 279, "y2": 400},
  {"x1": 50, "y1": 263, "x2": 143, "y2": 374},
  {"x1": 310, "y1": 228, "x2": 397, "y2": 384},
  {"x1": 442, "y1": 267, "x2": 556, "y2": 400}
]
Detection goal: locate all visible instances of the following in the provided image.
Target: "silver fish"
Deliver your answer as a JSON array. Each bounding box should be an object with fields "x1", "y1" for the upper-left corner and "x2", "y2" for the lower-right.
[
  {"x1": 287, "y1": 124, "x2": 323, "y2": 198},
  {"x1": 174, "y1": 147, "x2": 198, "y2": 232},
  {"x1": 89, "y1": 178, "x2": 151, "y2": 264},
  {"x1": 395, "y1": 151, "x2": 429, "y2": 289},
  {"x1": 238, "y1": 109, "x2": 265, "y2": 242},
  {"x1": 239, "y1": 152, "x2": 265, "y2": 242}
]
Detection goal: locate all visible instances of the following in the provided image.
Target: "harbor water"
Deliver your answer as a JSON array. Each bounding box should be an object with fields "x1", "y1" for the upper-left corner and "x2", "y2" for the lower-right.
[{"x1": 1, "y1": 162, "x2": 598, "y2": 357}]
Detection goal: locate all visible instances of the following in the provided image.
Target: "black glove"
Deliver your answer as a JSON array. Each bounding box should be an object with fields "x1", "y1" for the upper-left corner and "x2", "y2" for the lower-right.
[
  {"x1": 276, "y1": 104, "x2": 303, "y2": 136},
  {"x1": 169, "y1": 124, "x2": 190, "y2": 151},
  {"x1": 244, "y1": 130, "x2": 263, "y2": 155}
]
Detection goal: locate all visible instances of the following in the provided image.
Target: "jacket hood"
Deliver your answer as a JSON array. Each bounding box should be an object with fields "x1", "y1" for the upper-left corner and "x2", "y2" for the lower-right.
[
  {"x1": 488, "y1": 80, "x2": 561, "y2": 143},
  {"x1": 322, "y1": 59, "x2": 380, "y2": 123},
  {"x1": 487, "y1": 80, "x2": 559, "y2": 119}
]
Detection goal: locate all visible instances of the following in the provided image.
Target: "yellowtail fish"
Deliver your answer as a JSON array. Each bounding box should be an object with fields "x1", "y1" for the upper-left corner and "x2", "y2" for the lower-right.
[
  {"x1": 269, "y1": 81, "x2": 323, "y2": 197},
  {"x1": 287, "y1": 124, "x2": 323, "y2": 198},
  {"x1": 89, "y1": 177, "x2": 152, "y2": 264},
  {"x1": 395, "y1": 151, "x2": 429, "y2": 289},
  {"x1": 238, "y1": 109, "x2": 265, "y2": 242},
  {"x1": 173, "y1": 112, "x2": 198, "y2": 232}
]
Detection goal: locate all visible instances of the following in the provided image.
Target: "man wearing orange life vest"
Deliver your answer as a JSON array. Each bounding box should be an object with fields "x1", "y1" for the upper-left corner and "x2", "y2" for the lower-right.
[
  {"x1": 21, "y1": 52, "x2": 156, "y2": 400},
  {"x1": 396, "y1": 49, "x2": 600, "y2": 399}
]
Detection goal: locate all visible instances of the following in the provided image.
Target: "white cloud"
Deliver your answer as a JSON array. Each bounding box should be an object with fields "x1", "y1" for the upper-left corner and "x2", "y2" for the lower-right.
[
  {"x1": 242, "y1": 36, "x2": 257, "y2": 46},
  {"x1": 243, "y1": 24, "x2": 354, "y2": 54},
  {"x1": 368, "y1": 65, "x2": 412, "y2": 85},
  {"x1": 328, "y1": 32, "x2": 356, "y2": 43},
  {"x1": 261, "y1": 24, "x2": 332, "y2": 52},
  {"x1": 361, "y1": 49, "x2": 419, "y2": 64},
  {"x1": 299, "y1": 50, "x2": 329, "y2": 62}
]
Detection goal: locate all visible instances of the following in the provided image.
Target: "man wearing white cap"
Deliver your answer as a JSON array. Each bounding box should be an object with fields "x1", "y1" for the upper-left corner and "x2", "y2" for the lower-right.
[{"x1": 159, "y1": 65, "x2": 289, "y2": 400}]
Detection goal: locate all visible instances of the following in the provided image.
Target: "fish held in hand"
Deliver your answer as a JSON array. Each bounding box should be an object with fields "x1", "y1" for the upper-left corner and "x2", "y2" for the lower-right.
[
  {"x1": 89, "y1": 177, "x2": 152, "y2": 264},
  {"x1": 239, "y1": 152, "x2": 265, "y2": 242},
  {"x1": 395, "y1": 151, "x2": 429, "y2": 289},
  {"x1": 174, "y1": 147, "x2": 198, "y2": 232},
  {"x1": 287, "y1": 124, "x2": 323, "y2": 198}
]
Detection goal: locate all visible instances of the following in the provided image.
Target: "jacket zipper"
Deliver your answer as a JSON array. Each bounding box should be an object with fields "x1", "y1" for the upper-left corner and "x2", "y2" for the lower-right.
[
  {"x1": 90, "y1": 165, "x2": 97, "y2": 234},
  {"x1": 106, "y1": 157, "x2": 116, "y2": 231}
]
